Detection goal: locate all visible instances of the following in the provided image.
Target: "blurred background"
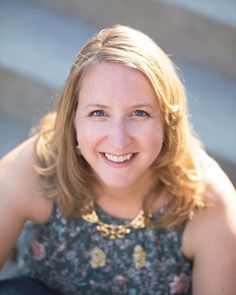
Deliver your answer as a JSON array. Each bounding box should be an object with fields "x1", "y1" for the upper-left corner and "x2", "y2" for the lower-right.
[
  {"x1": 0, "y1": 0, "x2": 236, "y2": 181},
  {"x1": 0, "y1": 0, "x2": 236, "y2": 278}
]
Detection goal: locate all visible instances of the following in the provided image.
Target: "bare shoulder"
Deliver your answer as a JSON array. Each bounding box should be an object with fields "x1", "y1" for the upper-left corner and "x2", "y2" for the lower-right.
[
  {"x1": 0, "y1": 136, "x2": 53, "y2": 224},
  {"x1": 182, "y1": 155, "x2": 236, "y2": 294}
]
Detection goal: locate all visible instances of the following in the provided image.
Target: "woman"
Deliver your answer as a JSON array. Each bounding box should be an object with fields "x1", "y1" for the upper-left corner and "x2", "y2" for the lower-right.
[{"x1": 0, "y1": 25, "x2": 236, "y2": 295}]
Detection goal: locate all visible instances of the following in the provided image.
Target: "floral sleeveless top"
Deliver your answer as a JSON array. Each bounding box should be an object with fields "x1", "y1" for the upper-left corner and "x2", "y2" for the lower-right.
[{"x1": 16, "y1": 202, "x2": 192, "y2": 295}]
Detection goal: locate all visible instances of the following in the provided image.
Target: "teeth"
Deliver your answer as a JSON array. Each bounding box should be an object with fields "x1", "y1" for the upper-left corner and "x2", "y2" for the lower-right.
[{"x1": 104, "y1": 153, "x2": 133, "y2": 163}]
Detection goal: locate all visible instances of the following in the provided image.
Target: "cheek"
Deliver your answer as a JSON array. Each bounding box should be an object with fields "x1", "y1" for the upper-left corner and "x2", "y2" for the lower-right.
[
  {"x1": 144, "y1": 125, "x2": 164, "y2": 159},
  {"x1": 75, "y1": 120, "x2": 104, "y2": 149},
  {"x1": 137, "y1": 123, "x2": 164, "y2": 147},
  {"x1": 150, "y1": 131, "x2": 164, "y2": 152}
]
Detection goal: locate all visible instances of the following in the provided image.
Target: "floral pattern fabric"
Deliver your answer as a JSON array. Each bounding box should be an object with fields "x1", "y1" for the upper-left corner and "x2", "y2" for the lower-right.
[{"x1": 16, "y1": 203, "x2": 192, "y2": 295}]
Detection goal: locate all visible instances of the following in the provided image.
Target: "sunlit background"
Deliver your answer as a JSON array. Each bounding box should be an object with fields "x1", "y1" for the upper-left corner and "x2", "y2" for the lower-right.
[{"x1": 1, "y1": 0, "x2": 236, "y2": 187}]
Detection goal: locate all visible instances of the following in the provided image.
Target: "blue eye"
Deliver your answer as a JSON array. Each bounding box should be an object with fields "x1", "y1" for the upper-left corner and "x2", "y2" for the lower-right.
[
  {"x1": 90, "y1": 110, "x2": 106, "y2": 117},
  {"x1": 133, "y1": 110, "x2": 149, "y2": 117}
]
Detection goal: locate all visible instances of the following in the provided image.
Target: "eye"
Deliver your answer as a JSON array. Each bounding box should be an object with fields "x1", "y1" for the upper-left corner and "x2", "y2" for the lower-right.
[
  {"x1": 132, "y1": 110, "x2": 149, "y2": 117},
  {"x1": 89, "y1": 110, "x2": 106, "y2": 117}
]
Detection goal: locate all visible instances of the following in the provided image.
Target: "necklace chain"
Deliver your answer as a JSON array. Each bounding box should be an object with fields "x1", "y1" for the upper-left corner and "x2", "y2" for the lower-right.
[{"x1": 82, "y1": 209, "x2": 146, "y2": 239}]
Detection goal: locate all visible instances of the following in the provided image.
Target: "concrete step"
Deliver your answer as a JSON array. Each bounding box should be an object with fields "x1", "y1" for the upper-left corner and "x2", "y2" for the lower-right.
[
  {"x1": 20, "y1": 0, "x2": 236, "y2": 79},
  {"x1": 0, "y1": 66, "x2": 55, "y2": 123},
  {"x1": 0, "y1": 0, "x2": 98, "y2": 89},
  {"x1": 0, "y1": 0, "x2": 235, "y2": 185},
  {"x1": 164, "y1": 0, "x2": 236, "y2": 27},
  {"x1": 0, "y1": 112, "x2": 30, "y2": 158},
  {"x1": 0, "y1": 260, "x2": 17, "y2": 280}
]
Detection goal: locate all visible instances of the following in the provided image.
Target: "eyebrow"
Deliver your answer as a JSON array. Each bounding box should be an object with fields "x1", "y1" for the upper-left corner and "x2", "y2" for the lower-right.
[
  {"x1": 130, "y1": 104, "x2": 154, "y2": 109},
  {"x1": 84, "y1": 104, "x2": 108, "y2": 109},
  {"x1": 84, "y1": 103, "x2": 154, "y2": 109}
]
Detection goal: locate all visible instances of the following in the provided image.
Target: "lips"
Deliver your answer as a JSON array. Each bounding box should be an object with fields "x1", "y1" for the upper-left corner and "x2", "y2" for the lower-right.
[{"x1": 104, "y1": 152, "x2": 134, "y2": 163}]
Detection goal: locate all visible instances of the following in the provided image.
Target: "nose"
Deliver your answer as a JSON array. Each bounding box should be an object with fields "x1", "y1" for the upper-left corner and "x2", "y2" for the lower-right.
[{"x1": 107, "y1": 119, "x2": 132, "y2": 151}]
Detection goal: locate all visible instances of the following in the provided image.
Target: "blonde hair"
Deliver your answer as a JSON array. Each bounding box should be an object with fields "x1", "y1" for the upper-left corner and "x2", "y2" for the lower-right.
[{"x1": 34, "y1": 25, "x2": 206, "y2": 228}]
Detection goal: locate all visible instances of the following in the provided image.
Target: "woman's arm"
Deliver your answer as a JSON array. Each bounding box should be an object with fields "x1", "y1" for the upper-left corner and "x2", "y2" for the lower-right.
[
  {"x1": 0, "y1": 137, "x2": 52, "y2": 268},
  {"x1": 183, "y1": 159, "x2": 236, "y2": 295}
]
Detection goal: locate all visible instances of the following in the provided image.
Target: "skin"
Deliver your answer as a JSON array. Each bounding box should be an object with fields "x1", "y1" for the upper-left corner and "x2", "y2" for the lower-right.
[
  {"x1": 183, "y1": 158, "x2": 236, "y2": 294},
  {"x1": 75, "y1": 62, "x2": 164, "y2": 216},
  {"x1": 0, "y1": 62, "x2": 236, "y2": 294}
]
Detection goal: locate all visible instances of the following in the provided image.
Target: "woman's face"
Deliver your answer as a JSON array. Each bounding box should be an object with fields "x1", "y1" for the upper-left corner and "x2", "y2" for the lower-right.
[{"x1": 75, "y1": 62, "x2": 164, "y2": 190}]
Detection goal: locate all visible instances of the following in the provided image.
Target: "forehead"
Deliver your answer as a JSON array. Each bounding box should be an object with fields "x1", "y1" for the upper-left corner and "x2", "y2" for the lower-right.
[{"x1": 78, "y1": 62, "x2": 159, "y2": 106}]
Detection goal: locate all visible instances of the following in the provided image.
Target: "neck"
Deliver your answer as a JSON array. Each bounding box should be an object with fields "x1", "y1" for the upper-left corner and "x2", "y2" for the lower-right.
[{"x1": 95, "y1": 172, "x2": 157, "y2": 219}]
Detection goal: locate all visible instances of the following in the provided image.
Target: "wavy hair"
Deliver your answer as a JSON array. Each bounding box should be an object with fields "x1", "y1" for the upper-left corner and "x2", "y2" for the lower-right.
[{"x1": 34, "y1": 25, "x2": 206, "y2": 228}]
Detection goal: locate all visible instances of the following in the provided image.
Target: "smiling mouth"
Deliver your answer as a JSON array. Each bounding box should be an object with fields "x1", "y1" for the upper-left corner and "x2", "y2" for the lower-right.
[{"x1": 104, "y1": 153, "x2": 134, "y2": 163}]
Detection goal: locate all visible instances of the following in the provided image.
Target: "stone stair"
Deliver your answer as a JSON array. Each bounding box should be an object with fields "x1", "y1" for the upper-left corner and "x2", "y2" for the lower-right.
[{"x1": 23, "y1": 0, "x2": 236, "y2": 79}]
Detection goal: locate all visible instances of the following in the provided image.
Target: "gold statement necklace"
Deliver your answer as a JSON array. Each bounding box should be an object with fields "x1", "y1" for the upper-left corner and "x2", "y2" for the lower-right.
[{"x1": 82, "y1": 208, "x2": 146, "y2": 240}]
